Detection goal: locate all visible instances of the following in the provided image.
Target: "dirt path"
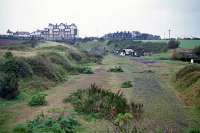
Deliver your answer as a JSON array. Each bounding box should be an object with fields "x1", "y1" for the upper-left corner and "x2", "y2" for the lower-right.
[{"x1": 130, "y1": 58, "x2": 188, "y2": 132}]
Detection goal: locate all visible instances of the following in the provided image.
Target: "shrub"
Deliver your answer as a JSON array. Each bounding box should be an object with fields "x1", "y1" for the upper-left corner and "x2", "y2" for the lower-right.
[
  {"x1": 13, "y1": 113, "x2": 80, "y2": 133},
  {"x1": 0, "y1": 53, "x2": 33, "y2": 78},
  {"x1": 192, "y1": 46, "x2": 200, "y2": 56},
  {"x1": 77, "y1": 66, "x2": 94, "y2": 74},
  {"x1": 185, "y1": 128, "x2": 200, "y2": 133},
  {"x1": 0, "y1": 73, "x2": 19, "y2": 99},
  {"x1": 26, "y1": 56, "x2": 66, "y2": 82},
  {"x1": 69, "y1": 51, "x2": 82, "y2": 62},
  {"x1": 121, "y1": 81, "x2": 133, "y2": 88},
  {"x1": 65, "y1": 83, "x2": 129, "y2": 118},
  {"x1": 171, "y1": 50, "x2": 185, "y2": 60},
  {"x1": 168, "y1": 40, "x2": 180, "y2": 49},
  {"x1": 28, "y1": 93, "x2": 47, "y2": 106},
  {"x1": 13, "y1": 124, "x2": 29, "y2": 133},
  {"x1": 108, "y1": 66, "x2": 124, "y2": 72}
]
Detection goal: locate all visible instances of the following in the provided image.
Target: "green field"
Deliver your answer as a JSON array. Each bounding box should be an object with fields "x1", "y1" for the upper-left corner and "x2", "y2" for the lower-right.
[
  {"x1": 142, "y1": 40, "x2": 200, "y2": 49},
  {"x1": 179, "y1": 40, "x2": 200, "y2": 49}
]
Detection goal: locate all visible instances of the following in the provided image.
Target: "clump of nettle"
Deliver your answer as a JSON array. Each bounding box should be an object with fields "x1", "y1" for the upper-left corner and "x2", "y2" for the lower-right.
[
  {"x1": 108, "y1": 66, "x2": 124, "y2": 72},
  {"x1": 65, "y1": 83, "x2": 144, "y2": 132},
  {"x1": 121, "y1": 81, "x2": 133, "y2": 88}
]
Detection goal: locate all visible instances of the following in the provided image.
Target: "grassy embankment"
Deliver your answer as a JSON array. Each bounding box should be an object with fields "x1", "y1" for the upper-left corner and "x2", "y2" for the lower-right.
[{"x1": 0, "y1": 41, "x2": 100, "y2": 133}]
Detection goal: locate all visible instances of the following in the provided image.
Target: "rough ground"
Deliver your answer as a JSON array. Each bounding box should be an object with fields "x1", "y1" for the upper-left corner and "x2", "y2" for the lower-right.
[{"x1": 1, "y1": 55, "x2": 198, "y2": 133}]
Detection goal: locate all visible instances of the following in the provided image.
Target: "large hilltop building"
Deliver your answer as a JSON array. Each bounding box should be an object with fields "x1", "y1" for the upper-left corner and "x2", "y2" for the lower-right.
[
  {"x1": 32, "y1": 23, "x2": 78, "y2": 41},
  {"x1": 6, "y1": 23, "x2": 78, "y2": 43}
]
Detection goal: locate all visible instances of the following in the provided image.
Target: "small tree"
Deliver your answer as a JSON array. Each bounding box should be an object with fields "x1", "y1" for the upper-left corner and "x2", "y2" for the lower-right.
[
  {"x1": 0, "y1": 73, "x2": 19, "y2": 99},
  {"x1": 168, "y1": 40, "x2": 180, "y2": 49},
  {"x1": 192, "y1": 46, "x2": 200, "y2": 56},
  {"x1": 0, "y1": 52, "x2": 19, "y2": 99}
]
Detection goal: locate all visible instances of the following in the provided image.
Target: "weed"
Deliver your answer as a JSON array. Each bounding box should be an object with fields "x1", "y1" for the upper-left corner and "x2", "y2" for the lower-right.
[
  {"x1": 108, "y1": 66, "x2": 124, "y2": 72},
  {"x1": 121, "y1": 81, "x2": 133, "y2": 88},
  {"x1": 28, "y1": 92, "x2": 47, "y2": 106}
]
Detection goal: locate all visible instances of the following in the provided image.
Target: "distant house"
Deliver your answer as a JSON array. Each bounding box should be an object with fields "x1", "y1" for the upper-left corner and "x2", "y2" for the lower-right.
[
  {"x1": 6, "y1": 22, "x2": 78, "y2": 43},
  {"x1": 119, "y1": 49, "x2": 141, "y2": 57},
  {"x1": 13, "y1": 31, "x2": 31, "y2": 38}
]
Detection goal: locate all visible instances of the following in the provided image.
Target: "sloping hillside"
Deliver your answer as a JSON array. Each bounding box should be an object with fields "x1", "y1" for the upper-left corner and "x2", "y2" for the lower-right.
[
  {"x1": 0, "y1": 42, "x2": 100, "y2": 98},
  {"x1": 175, "y1": 64, "x2": 200, "y2": 107}
]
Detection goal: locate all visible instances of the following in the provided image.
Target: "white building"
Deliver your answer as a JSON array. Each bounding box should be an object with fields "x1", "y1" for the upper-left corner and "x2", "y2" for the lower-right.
[{"x1": 32, "y1": 23, "x2": 78, "y2": 41}]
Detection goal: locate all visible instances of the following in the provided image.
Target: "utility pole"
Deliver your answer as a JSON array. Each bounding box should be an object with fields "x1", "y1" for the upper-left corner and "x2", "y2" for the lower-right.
[
  {"x1": 168, "y1": 29, "x2": 171, "y2": 40},
  {"x1": 164, "y1": 32, "x2": 166, "y2": 40}
]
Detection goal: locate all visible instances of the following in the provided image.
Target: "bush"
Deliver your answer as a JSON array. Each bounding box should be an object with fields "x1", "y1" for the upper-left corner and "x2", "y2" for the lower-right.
[
  {"x1": 26, "y1": 56, "x2": 66, "y2": 82},
  {"x1": 13, "y1": 113, "x2": 80, "y2": 133},
  {"x1": 171, "y1": 50, "x2": 185, "y2": 60},
  {"x1": 65, "y1": 83, "x2": 129, "y2": 118},
  {"x1": 77, "y1": 66, "x2": 94, "y2": 74},
  {"x1": 69, "y1": 51, "x2": 82, "y2": 62},
  {"x1": 185, "y1": 128, "x2": 200, "y2": 133},
  {"x1": 13, "y1": 124, "x2": 29, "y2": 133},
  {"x1": 0, "y1": 52, "x2": 33, "y2": 78},
  {"x1": 192, "y1": 46, "x2": 200, "y2": 56},
  {"x1": 121, "y1": 81, "x2": 133, "y2": 88},
  {"x1": 168, "y1": 40, "x2": 180, "y2": 49},
  {"x1": 108, "y1": 66, "x2": 124, "y2": 72},
  {"x1": 28, "y1": 93, "x2": 47, "y2": 106},
  {"x1": 0, "y1": 73, "x2": 19, "y2": 99}
]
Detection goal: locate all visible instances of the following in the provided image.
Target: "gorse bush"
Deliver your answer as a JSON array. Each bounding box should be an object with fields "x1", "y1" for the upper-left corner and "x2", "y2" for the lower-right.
[
  {"x1": 65, "y1": 83, "x2": 129, "y2": 118},
  {"x1": 0, "y1": 52, "x2": 20, "y2": 99},
  {"x1": 121, "y1": 81, "x2": 133, "y2": 88},
  {"x1": 13, "y1": 113, "x2": 80, "y2": 133},
  {"x1": 28, "y1": 93, "x2": 47, "y2": 106},
  {"x1": 0, "y1": 73, "x2": 19, "y2": 99},
  {"x1": 0, "y1": 53, "x2": 33, "y2": 78},
  {"x1": 108, "y1": 66, "x2": 124, "y2": 72}
]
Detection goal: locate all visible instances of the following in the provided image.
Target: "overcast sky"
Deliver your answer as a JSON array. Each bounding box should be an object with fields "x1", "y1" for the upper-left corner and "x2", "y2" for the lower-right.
[{"x1": 0, "y1": 0, "x2": 200, "y2": 38}]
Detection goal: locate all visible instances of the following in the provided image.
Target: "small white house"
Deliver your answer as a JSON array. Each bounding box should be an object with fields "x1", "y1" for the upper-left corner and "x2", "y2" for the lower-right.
[
  {"x1": 123, "y1": 49, "x2": 134, "y2": 55},
  {"x1": 120, "y1": 52, "x2": 125, "y2": 56}
]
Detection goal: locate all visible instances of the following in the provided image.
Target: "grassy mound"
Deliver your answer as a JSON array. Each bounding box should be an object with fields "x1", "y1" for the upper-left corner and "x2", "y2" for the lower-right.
[
  {"x1": 0, "y1": 42, "x2": 98, "y2": 99},
  {"x1": 65, "y1": 83, "x2": 129, "y2": 118},
  {"x1": 175, "y1": 64, "x2": 200, "y2": 107}
]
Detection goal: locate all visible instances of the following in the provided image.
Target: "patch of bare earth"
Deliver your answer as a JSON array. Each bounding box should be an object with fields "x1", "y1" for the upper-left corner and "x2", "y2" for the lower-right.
[{"x1": 7, "y1": 66, "x2": 112, "y2": 131}]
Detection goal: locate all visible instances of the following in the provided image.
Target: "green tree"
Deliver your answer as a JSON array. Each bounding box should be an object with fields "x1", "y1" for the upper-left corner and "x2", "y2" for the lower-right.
[{"x1": 168, "y1": 40, "x2": 180, "y2": 49}]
